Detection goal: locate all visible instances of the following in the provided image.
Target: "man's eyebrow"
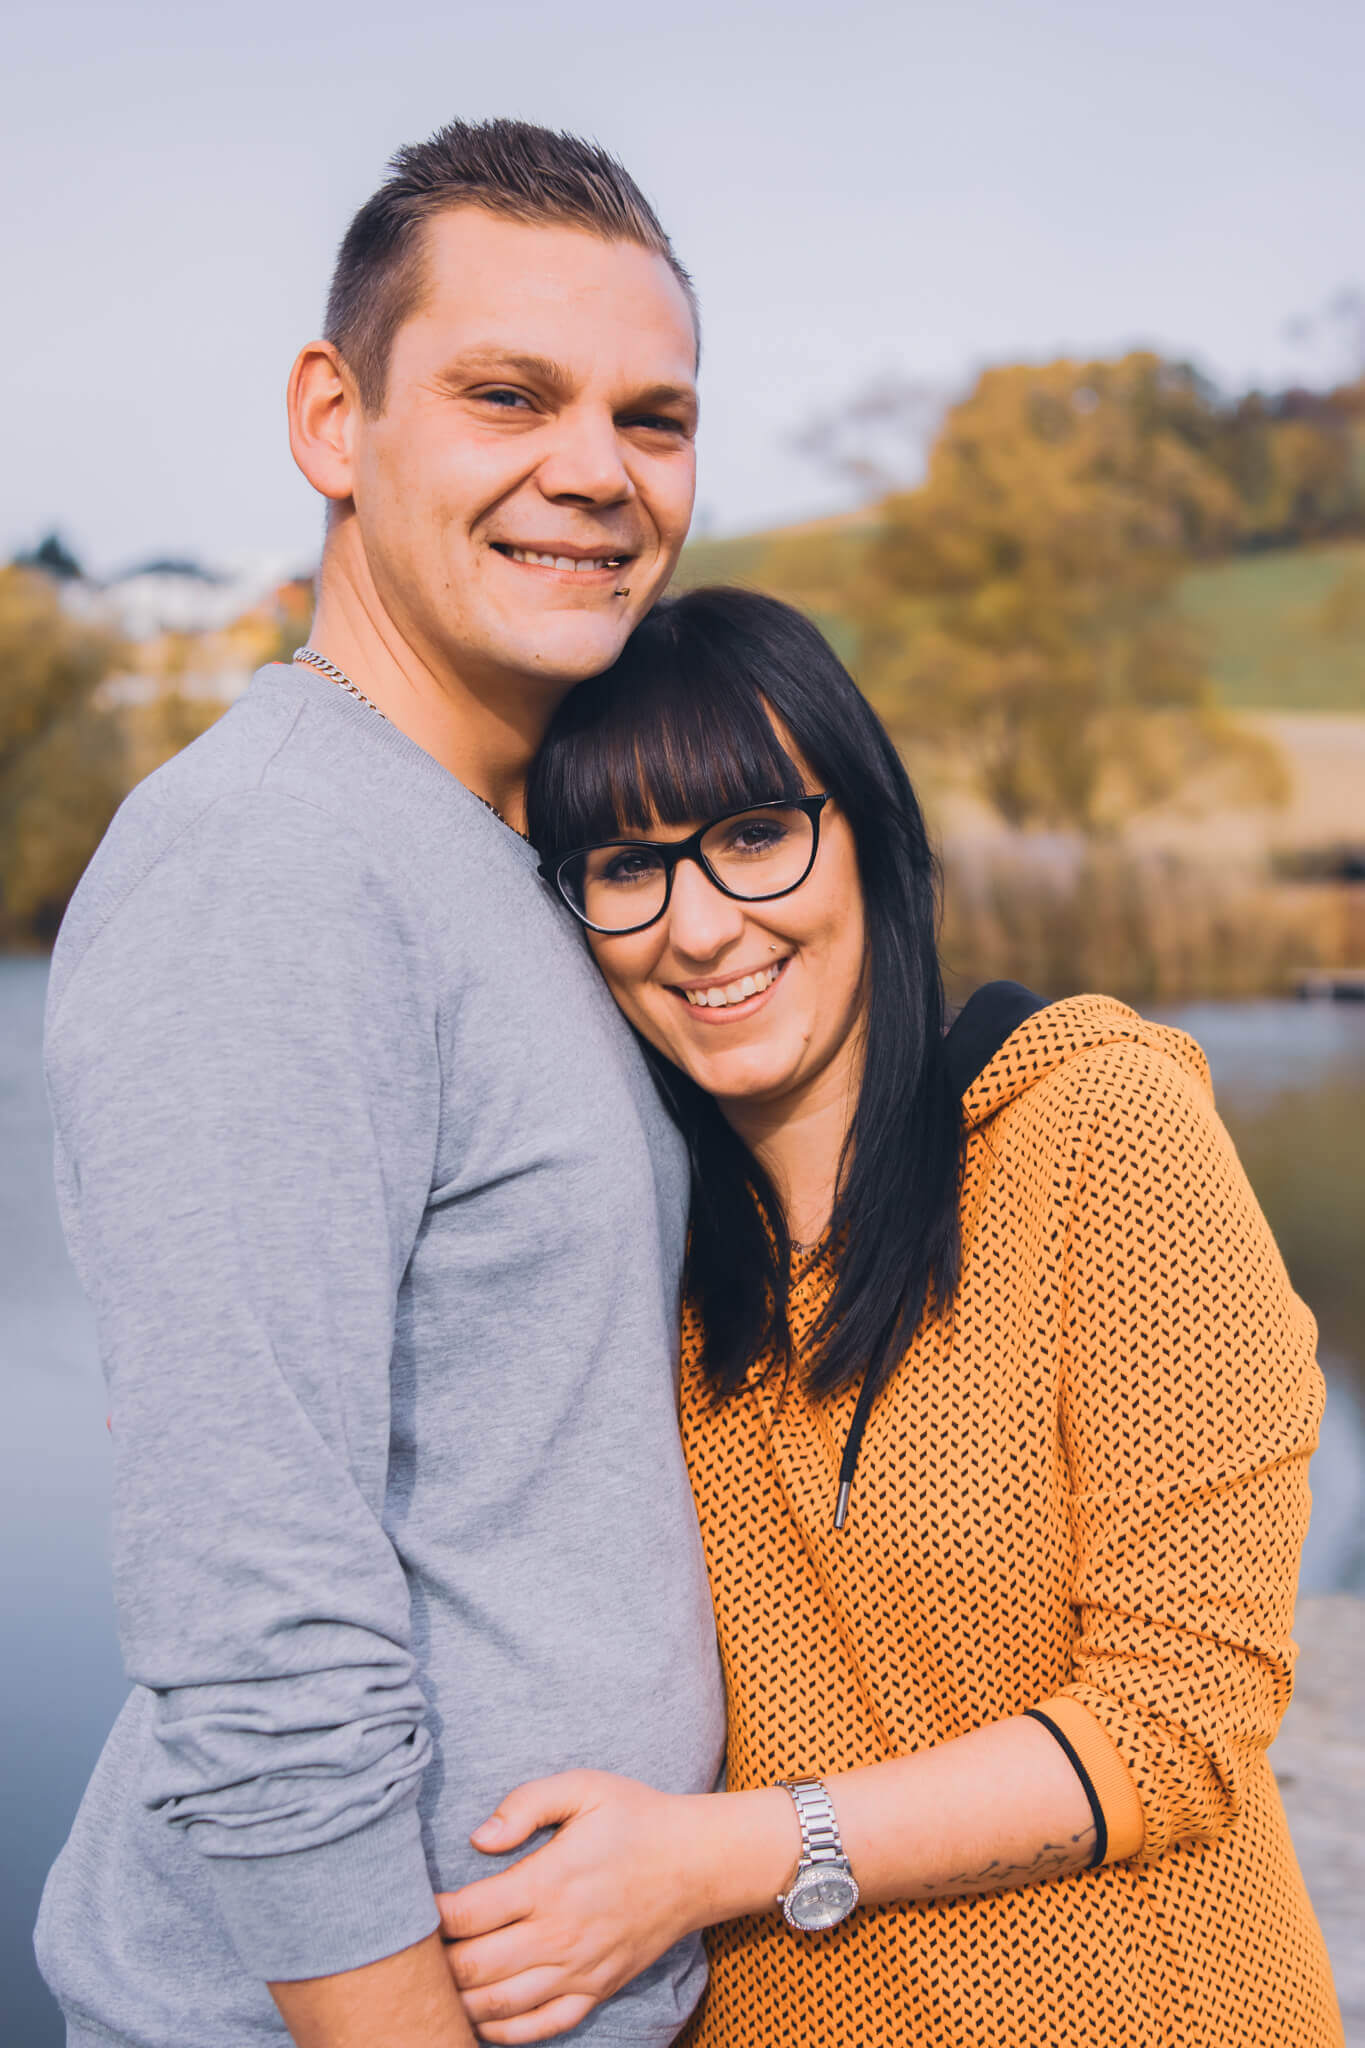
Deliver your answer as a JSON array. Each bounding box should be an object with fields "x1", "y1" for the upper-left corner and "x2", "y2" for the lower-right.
[{"x1": 445, "y1": 350, "x2": 575, "y2": 392}]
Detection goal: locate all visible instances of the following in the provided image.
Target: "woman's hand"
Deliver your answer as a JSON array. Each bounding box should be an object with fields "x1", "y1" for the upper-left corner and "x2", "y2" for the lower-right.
[
  {"x1": 436, "y1": 1772, "x2": 743, "y2": 2043},
  {"x1": 437, "y1": 1772, "x2": 797, "y2": 2044}
]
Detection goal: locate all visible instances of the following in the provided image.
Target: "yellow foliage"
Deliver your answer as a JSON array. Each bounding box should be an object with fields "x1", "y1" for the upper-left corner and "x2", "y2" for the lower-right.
[
  {"x1": 854, "y1": 354, "x2": 1286, "y2": 834},
  {"x1": 0, "y1": 567, "x2": 130, "y2": 942},
  {"x1": 0, "y1": 566, "x2": 123, "y2": 774}
]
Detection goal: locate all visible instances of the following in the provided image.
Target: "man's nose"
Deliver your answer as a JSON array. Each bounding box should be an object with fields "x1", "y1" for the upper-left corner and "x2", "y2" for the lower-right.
[
  {"x1": 536, "y1": 405, "x2": 634, "y2": 506},
  {"x1": 664, "y1": 858, "x2": 747, "y2": 962}
]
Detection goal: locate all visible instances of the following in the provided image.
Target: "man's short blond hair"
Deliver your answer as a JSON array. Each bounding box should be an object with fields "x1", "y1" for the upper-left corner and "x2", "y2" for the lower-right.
[{"x1": 323, "y1": 116, "x2": 697, "y2": 413}]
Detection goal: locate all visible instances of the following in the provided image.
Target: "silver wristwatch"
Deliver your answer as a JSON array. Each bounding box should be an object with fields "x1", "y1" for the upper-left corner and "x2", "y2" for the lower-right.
[{"x1": 776, "y1": 1778, "x2": 860, "y2": 1931}]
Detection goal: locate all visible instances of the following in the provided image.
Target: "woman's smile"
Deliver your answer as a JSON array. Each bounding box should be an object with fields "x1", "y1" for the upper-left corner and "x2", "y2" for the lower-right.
[{"x1": 675, "y1": 956, "x2": 790, "y2": 1016}]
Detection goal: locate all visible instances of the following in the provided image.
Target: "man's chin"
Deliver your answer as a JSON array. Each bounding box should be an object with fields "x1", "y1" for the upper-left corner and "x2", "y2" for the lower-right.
[{"x1": 492, "y1": 613, "x2": 641, "y2": 687}]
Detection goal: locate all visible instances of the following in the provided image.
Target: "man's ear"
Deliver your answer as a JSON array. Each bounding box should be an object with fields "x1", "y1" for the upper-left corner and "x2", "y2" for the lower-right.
[{"x1": 288, "y1": 340, "x2": 360, "y2": 504}]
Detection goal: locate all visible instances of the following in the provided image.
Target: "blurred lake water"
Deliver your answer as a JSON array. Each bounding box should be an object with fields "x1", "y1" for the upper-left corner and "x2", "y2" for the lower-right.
[{"x1": 2, "y1": 956, "x2": 1363, "y2": 2044}]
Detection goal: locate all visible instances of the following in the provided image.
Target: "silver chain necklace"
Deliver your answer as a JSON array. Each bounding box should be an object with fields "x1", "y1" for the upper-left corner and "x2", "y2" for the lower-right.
[
  {"x1": 293, "y1": 646, "x2": 390, "y2": 721},
  {"x1": 291, "y1": 646, "x2": 528, "y2": 838}
]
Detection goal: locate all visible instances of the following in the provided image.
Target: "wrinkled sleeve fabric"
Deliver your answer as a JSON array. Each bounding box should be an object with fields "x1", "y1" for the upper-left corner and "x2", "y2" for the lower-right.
[
  {"x1": 45, "y1": 790, "x2": 443, "y2": 1979},
  {"x1": 1033, "y1": 1038, "x2": 1324, "y2": 1868}
]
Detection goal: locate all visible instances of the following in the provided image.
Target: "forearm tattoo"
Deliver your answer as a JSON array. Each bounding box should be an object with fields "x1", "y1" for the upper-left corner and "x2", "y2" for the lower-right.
[{"x1": 920, "y1": 1823, "x2": 1097, "y2": 1897}]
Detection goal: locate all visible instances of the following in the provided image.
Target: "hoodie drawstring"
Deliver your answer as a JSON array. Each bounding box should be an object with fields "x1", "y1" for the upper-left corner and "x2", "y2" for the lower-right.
[{"x1": 835, "y1": 1369, "x2": 882, "y2": 1530}]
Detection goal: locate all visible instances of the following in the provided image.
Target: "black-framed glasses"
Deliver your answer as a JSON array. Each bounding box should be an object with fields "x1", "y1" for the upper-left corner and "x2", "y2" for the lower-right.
[{"x1": 541, "y1": 795, "x2": 830, "y2": 936}]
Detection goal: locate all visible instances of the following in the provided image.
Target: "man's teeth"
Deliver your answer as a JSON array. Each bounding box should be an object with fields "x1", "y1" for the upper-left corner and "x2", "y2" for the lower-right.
[
  {"x1": 683, "y1": 963, "x2": 784, "y2": 1008},
  {"x1": 503, "y1": 548, "x2": 622, "y2": 572}
]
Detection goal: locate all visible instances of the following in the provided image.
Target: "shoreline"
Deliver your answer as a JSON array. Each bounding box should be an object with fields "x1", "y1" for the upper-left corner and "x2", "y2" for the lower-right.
[{"x1": 1275, "y1": 1595, "x2": 1365, "y2": 2041}]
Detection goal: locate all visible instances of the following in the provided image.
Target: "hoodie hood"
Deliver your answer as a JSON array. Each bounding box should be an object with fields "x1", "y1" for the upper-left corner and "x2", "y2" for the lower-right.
[{"x1": 959, "y1": 990, "x2": 1213, "y2": 1130}]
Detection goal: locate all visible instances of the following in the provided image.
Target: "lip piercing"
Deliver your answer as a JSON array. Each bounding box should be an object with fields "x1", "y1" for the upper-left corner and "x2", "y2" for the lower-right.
[{"x1": 613, "y1": 586, "x2": 631, "y2": 597}]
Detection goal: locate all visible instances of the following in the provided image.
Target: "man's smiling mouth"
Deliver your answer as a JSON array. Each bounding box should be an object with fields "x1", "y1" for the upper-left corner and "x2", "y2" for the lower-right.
[{"x1": 491, "y1": 543, "x2": 631, "y2": 574}]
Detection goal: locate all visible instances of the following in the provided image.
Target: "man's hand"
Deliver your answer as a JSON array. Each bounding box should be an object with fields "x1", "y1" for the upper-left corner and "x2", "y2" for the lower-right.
[
  {"x1": 269, "y1": 1930, "x2": 478, "y2": 2048},
  {"x1": 438, "y1": 1771, "x2": 742, "y2": 2045}
]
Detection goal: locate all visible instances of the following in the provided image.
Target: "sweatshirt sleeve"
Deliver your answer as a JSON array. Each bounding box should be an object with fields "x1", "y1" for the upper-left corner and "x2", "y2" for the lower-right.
[
  {"x1": 1032, "y1": 1038, "x2": 1324, "y2": 1868},
  {"x1": 45, "y1": 790, "x2": 444, "y2": 1980}
]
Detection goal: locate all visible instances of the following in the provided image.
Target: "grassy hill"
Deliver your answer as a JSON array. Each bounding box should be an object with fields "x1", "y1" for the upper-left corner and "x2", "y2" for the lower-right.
[
  {"x1": 673, "y1": 524, "x2": 1365, "y2": 714},
  {"x1": 1176, "y1": 542, "x2": 1365, "y2": 712}
]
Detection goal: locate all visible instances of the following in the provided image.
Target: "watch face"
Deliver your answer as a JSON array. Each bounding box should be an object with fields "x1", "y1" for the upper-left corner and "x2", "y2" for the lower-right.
[{"x1": 789, "y1": 1868, "x2": 859, "y2": 1930}]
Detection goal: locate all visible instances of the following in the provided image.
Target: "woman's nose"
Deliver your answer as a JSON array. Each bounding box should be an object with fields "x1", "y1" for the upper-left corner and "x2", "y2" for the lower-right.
[{"x1": 664, "y1": 857, "x2": 747, "y2": 961}]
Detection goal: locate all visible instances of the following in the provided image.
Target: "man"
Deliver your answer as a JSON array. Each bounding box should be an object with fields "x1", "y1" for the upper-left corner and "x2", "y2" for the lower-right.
[{"x1": 36, "y1": 119, "x2": 725, "y2": 2048}]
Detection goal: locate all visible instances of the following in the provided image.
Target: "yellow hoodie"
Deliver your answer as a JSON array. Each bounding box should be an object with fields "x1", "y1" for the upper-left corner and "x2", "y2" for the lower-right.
[{"x1": 678, "y1": 993, "x2": 1342, "y2": 2048}]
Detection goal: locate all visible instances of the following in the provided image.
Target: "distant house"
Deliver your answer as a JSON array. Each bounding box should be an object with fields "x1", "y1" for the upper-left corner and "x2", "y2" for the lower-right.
[
  {"x1": 100, "y1": 558, "x2": 290, "y2": 643},
  {"x1": 29, "y1": 553, "x2": 318, "y2": 707}
]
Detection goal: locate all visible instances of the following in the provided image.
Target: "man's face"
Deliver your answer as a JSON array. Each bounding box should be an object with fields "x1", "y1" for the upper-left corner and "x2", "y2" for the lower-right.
[{"x1": 348, "y1": 208, "x2": 699, "y2": 697}]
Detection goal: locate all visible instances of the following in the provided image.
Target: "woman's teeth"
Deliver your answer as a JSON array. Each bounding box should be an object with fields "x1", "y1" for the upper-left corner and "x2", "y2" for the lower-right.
[
  {"x1": 682, "y1": 962, "x2": 785, "y2": 1008},
  {"x1": 503, "y1": 548, "x2": 622, "y2": 572}
]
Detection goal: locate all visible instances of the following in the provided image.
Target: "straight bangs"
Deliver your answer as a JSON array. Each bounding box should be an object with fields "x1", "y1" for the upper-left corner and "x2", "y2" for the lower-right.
[{"x1": 527, "y1": 616, "x2": 807, "y2": 855}]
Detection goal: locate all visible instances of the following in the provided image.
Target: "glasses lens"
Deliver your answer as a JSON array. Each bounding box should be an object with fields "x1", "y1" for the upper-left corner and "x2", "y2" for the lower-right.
[
  {"x1": 562, "y1": 843, "x2": 669, "y2": 932},
  {"x1": 701, "y1": 805, "x2": 815, "y2": 900}
]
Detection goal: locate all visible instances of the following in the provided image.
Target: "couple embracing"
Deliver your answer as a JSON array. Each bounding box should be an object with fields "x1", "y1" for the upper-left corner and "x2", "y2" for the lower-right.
[{"x1": 37, "y1": 119, "x2": 1342, "y2": 2048}]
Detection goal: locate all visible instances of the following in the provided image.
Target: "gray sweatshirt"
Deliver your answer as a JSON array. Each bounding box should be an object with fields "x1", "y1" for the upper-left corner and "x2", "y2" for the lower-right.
[{"x1": 35, "y1": 662, "x2": 726, "y2": 2048}]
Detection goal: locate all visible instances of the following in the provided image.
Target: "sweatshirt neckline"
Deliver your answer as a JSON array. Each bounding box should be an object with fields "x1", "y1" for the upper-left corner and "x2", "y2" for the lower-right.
[{"x1": 260, "y1": 661, "x2": 542, "y2": 868}]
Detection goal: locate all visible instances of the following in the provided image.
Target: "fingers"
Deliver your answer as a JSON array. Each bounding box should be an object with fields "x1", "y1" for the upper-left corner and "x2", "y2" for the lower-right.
[
  {"x1": 462, "y1": 1965, "x2": 567, "y2": 2025},
  {"x1": 444, "y1": 1923, "x2": 552, "y2": 1995},
  {"x1": 437, "y1": 1870, "x2": 532, "y2": 1942},
  {"x1": 475, "y1": 1994, "x2": 598, "y2": 2045},
  {"x1": 471, "y1": 1773, "x2": 592, "y2": 1855}
]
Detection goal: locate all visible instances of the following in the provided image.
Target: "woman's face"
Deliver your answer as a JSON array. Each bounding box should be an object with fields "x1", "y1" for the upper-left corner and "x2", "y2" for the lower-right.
[{"x1": 585, "y1": 772, "x2": 868, "y2": 1115}]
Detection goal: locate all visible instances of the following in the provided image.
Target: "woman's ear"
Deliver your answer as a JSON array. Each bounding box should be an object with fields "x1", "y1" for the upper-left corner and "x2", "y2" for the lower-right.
[{"x1": 287, "y1": 340, "x2": 358, "y2": 505}]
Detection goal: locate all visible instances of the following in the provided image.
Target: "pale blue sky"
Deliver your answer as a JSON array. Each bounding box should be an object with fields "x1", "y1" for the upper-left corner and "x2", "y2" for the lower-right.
[{"x1": 3, "y1": 0, "x2": 1361, "y2": 576}]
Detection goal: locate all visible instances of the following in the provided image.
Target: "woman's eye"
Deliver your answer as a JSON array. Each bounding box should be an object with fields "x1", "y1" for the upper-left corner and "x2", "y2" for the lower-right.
[
  {"x1": 601, "y1": 852, "x2": 660, "y2": 887},
  {"x1": 727, "y1": 822, "x2": 787, "y2": 856}
]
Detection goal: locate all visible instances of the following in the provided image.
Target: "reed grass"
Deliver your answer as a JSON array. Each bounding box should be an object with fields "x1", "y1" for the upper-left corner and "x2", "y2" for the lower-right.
[{"x1": 938, "y1": 837, "x2": 1364, "y2": 1005}]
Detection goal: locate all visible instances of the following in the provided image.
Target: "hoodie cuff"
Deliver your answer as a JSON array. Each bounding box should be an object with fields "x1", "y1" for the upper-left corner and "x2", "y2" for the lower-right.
[
  {"x1": 203, "y1": 1798, "x2": 440, "y2": 1981},
  {"x1": 1027, "y1": 1697, "x2": 1146, "y2": 1866}
]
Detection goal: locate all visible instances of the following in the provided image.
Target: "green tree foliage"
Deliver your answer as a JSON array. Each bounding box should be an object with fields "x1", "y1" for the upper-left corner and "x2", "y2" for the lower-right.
[
  {"x1": 1214, "y1": 387, "x2": 1364, "y2": 545},
  {"x1": 0, "y1": 566, "x2": 128, "y2": 944},
  {"x1": 849, "y1": 353, "x2": 1287, "y2": 835},
  {"x1": 13, "y1": 531, "x2": 86, "y2": 582}
]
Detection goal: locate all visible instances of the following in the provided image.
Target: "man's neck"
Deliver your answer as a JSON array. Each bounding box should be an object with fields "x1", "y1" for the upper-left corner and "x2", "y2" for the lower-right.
[{"x1": 301, "y1": 524, "x2": 547, "y2": 832}]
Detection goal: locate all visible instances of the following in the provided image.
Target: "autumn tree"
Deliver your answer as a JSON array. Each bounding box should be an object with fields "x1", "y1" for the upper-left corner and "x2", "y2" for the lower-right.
[
  {"x1": 851, "y1": 352, "x2": 1285, "y2": 835},
  {"x1": 0, "y1": 565, "x2": 128, "y2": 943},
  {"x1": 1212, "y1": 386, "x2": 1364, "y2": 545}
]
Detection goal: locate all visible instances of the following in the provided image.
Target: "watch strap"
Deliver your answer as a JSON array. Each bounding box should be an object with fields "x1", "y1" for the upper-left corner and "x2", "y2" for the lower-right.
[{"x1": 778, "y1": 1777, "x2": 847, "y2": 1868}]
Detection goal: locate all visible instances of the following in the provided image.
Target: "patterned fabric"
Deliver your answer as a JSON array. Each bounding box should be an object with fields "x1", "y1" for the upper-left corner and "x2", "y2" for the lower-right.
[{"x1": 678, "y1": 994, "x2": 1343, "y2": 2047}]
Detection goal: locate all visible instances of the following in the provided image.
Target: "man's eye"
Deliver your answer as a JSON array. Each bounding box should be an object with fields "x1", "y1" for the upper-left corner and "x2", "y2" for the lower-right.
[
  {"x1": 625, "y1": 414, "x2": 688, "y2": 436},
  {"x1": 477, "y1": 388, "x2": 533, "y2": 410}
]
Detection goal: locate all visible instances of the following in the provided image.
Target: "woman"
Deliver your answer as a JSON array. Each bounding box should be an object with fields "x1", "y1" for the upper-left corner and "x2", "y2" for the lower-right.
[{"x1": 439, "y1": 588, "x2": 1342, "y2": 2047}]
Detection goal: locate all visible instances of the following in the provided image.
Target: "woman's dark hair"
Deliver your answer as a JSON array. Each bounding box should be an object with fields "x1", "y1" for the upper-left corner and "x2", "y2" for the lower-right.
[{"x1": 527, "y1": 586, "x2": 961, "y2": 1406}]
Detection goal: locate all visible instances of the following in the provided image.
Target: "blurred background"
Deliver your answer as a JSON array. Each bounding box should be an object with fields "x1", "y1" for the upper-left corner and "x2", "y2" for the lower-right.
[{"x1": 2, "y1": 0, "x2": 1362, "y2": 2040}]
